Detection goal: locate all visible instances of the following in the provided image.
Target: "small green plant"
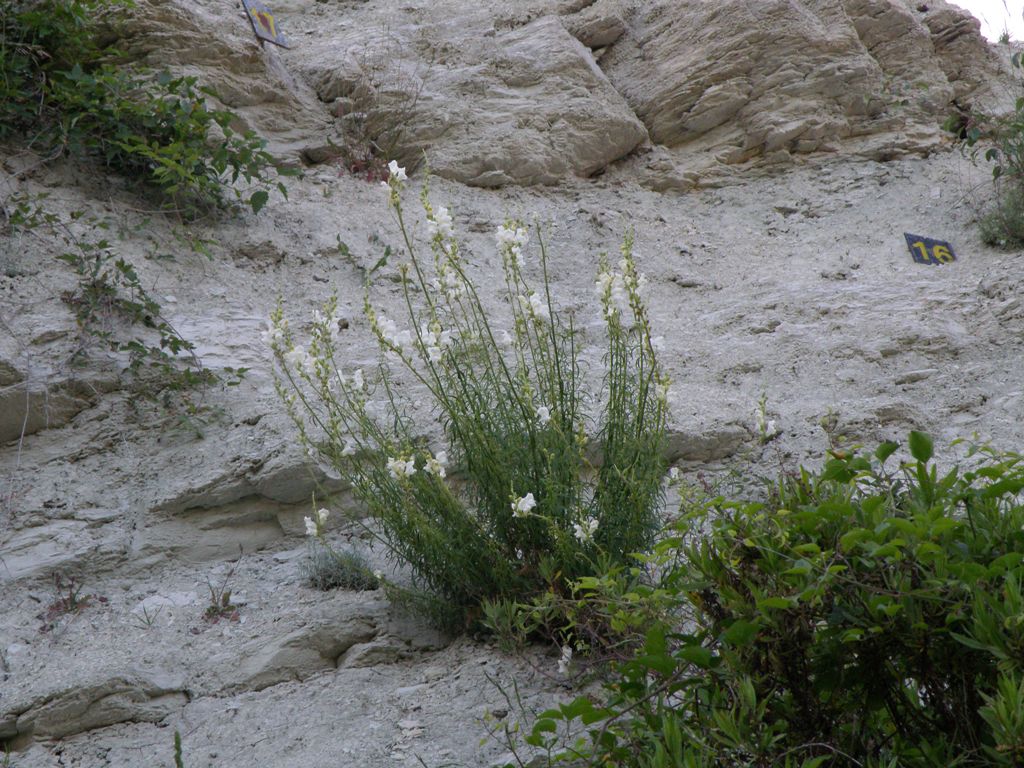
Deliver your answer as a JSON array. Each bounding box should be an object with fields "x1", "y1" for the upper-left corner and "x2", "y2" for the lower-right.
[
  {"x1": 1, "y1": 0, "x2": 287, "y2": 215},
  {"x1": 272, "y1": 164, "x2": 668, "y2": 633},
  {"x1": 754, "y1": 392, "x2": 778, "y2": 444},
  {"x1": 6, "y1": 194, "x2": 247, "y2": 425},
  {"x1": 173, "y1": 729, "x2": 184, "y2": 768},
  {"x1": 301, "y1": 510, "x2": 380, "y2": 591},
  {"x1": 503, "y1": 433, "x2": 1024, "y2": 767},
  {"x1": 948, "y1": 52, "x2": 1024, "y2": 247},
  {"x1": 203, "y1": 565, "x2": 239, "y2": 623},
  {"x1": 36, "y1": 573, "x2": 99, "y2": 633},
  {"x1": 331, "y1": 31, "x2": 430, "y2": 181},
  {"x1": 303, "y1": 542, "x2": 379, "y2": 591},
  {"x1": 130, "y1": 602, "x2": 164, "y2": 630}
]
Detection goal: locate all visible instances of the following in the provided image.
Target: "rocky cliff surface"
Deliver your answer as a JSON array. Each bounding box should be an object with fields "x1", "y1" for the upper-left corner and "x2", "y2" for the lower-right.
[{"x1": 1, "y1": 1, "x2": 1021, "y2": 766}]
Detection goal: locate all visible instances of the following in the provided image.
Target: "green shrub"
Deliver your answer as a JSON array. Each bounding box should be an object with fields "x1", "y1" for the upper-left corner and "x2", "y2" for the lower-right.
[
  {"x1": 948, "y1": 52, "x2": 1024, "y2": 248},
  {"x1": 509, "y1": 434, "x2": 1024, "y2": 767},
  {"x1": 271, "y1": 165, "x2": 669, "y2": 632},
  {"x1": 302, "y1": 531, "x2": 379, "y2": 592},
  {"x1": 1, "y1": 0, "x2": 286, "y2": 215},
  {"x1": 7, "y1": 194, "x2": 247, "y2": 428}
]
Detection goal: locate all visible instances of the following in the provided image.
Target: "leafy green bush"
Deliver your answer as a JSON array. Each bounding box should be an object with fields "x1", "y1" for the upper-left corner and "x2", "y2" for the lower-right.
[
  {"x1": 949, "y1": 52, "x2": 1024, "y2": 247},
  {"x1": 7, "y1": 194, "x2": 247, "y2": 428},
  {"x1": 509, "y1": 434, "x2": 1024, "y2": 767},
  {"x1": 271, "y1": 165, "x2": 669, "y2": 631},
  {"x1": 1, "y1": 0, "x2": 285, "y2": 215}
]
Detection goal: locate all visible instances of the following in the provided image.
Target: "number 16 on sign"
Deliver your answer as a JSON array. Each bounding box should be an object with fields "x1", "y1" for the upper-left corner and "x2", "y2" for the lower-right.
[{"x1": 904, "y1": 233, "x2": 956, "y2": 266}]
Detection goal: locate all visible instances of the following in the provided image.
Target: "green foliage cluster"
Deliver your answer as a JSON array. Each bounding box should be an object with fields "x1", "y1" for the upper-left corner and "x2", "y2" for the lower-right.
[
  {"x1": 949, "y1": 52, "x2": 1024, "y2": 247},
  {"x1": 1, "y1": 0, "x2": 285, "y2": 215},
  {"x1": 273, "y1": 169, "x2": 669, "y2": 632},
  {"x1": 302, "y1": 540, "x2": 379, "y2": 592},
  {"x1": 503, "y1": 434, "x2": 1024, "y2": 768},
  {"x1": 7, "y1": 194, "x2": 246, "y2": 425}
]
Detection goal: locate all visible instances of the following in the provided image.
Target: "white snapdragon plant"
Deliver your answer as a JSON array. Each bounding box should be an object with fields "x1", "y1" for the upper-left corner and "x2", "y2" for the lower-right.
[{"x1": 270, "y1": 164, "x2": 669, "y2": 631}]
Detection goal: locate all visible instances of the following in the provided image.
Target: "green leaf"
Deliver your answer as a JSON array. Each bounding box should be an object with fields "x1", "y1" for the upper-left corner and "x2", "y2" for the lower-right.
[
  {"x1": 677, "y1": 644, "x2": 714, "y2": 668},
  {"x1": 249, "y1": 190, "x2": 269, "y2": 215},
  {"x1": 908, "y1": 431, "x2": 933, "y2": 463},
  {"x1": 368, "y1": 246, "x2": 391, "y2": 277},
  {"x1": 839, "y1": 528, "x2": 874, "y2": 551},
  {"x1": 721, "y1": 619, "x2": 759, "y2": 646},
  {"x1": 757, "y1": 597, "x2": 796, "y2": 611},
  {"x1": 644, "y1": 626, "x2": 667, "y2": 656},
  {"x1": 874, "y1": 441, "x2": 899, "y2": 463},
  {"x1": 636, "y1": 654, "x2": 677, "y2": 676},
  {"x1": 981, "y1": 476, "x2": 1024, "y2": 500}
]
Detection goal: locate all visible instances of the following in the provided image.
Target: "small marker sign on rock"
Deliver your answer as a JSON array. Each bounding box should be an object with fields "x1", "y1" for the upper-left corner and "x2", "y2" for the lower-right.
[
  {"x1": 904, "y1": 233, "x2": 956, "y2": 266},
  {"x1": 242, "y1": 0, "x2": 289, "y2": 48}
]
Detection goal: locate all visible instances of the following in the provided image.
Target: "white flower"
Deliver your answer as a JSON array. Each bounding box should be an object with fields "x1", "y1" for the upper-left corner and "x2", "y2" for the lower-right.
[
  {"x1": 496, "y1": 223, "x2": 529, "y2": 250},
  {"x1": 304, "y1": 516, "x2": 318, "y2": 537},
  {"x1": 536, "y1": 406, "x2": 551, "y2": 426},
  {"x1": 499, "y1": 329, "x2": 513, "y2": 346},
  {"x1": 387, "y1": 456, "x2": 417, "y2": 479},
  {"x1": 755, "y1": 400, "x2": 779, "y2": 440},
  {"x1": 421, "y1": 323, "x2": 453, "y2": 364},
  {"x1": 668, "y1": 467, "x2": 680, "y2": 482},
  {"x1": 511, "y1": 492, "x2": 537, "y2": 518},
  {"x1": 262, "y1": 320, "x2": 284, "y2": 347},
  {"x1": 373, "y1": 569, "x2": 384, "y2": 581},
  {"x1": 519, "y1": 292, "x2": 549, "y2": 321},
  {"x1": 428, "y1": 206, "x2": 454, "y2": 239},
  {"x1": 387, "y1": 160, "x2": 407, "y2": 181},
  {"x1": 496, "y1": 223, "x2": 529, "y2": 267},
  {"x1": 610, "y1": 275, "x2": 629, "y2": 315},
  {"x1": 316, "y1": 508, "x2": 330, "y2": 526},
  {"x1": 655, "y1": 381, "x2": 670, "y2": 404},
  {"x1": 341, "y1": 438, "x2": 357, "y2": 457},
  {"x1": 573, "y1": 516, "x2": 599, "y2": 543},
  {"x1": 425, "y1": 451, "x2": 447, "y2": 478},
  {"x1": 596, "y1": 269, "x2": 632, "y2": 322},
  {"x1": 557, "y1": 645, "x2": 573, "y2": 675},
  {"x1": 285, "y1": 345, "x2": 310, "y2": 371},
  {"x1": 434, "y1": 265, "x2": 467, "y2": 298},
  {"x1": 378, "y1": 316, "x2": 413, "y2": 355}
]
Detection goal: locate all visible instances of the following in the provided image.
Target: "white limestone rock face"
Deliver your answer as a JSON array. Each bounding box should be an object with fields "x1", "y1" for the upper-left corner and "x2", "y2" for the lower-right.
[
  {"x1": 599, "y1": 0, "x2": 997, "y2": 187},
  {"x1": 115, "y1": 0, "x2": 339, "y2": 162},
  {"x1": 292, "y1": 13, "x2": 647, "y2": 186},
  {"x1": 3, "y1": 670, "x2": 187, "y2": 742}
]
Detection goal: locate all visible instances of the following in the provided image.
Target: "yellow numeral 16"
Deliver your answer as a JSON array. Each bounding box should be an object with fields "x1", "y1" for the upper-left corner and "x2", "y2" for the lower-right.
[{"x1": 911, "y1": 241, "x2": 953, "y2": 264}]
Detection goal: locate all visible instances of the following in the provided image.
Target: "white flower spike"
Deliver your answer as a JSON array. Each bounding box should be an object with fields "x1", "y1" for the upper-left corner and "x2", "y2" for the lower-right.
[
  {"x1": 428, "y1": 206, "x2": 454, "y2": 239},
  {"x1": 557, "y1": 645, "x2": 573, "y2": 675},
  {"x1": 387, "y1": 456, "x2": 417, "y2": 479},
  {"x1": 573, "y1": 516, "x2": 599, "y2": 543},
  {"x1": 387, "y1": 160, "x2": 407, "y2": 182},
  {"x1": 511, "y1": 493, "x2": 537, "y2": 518},
  {"x1": 425, "y1": 451, "x2": 447, "y2": 478}
]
